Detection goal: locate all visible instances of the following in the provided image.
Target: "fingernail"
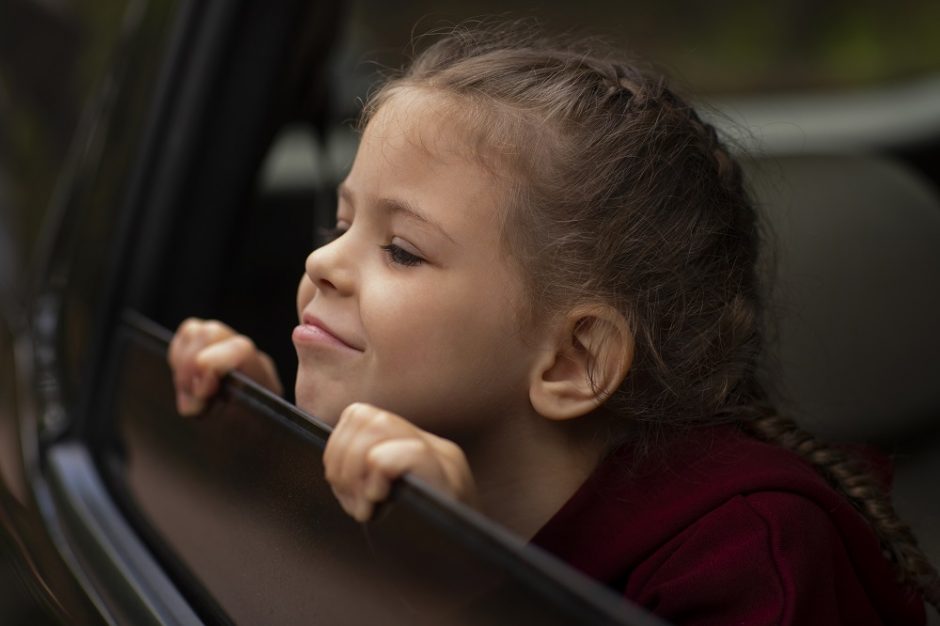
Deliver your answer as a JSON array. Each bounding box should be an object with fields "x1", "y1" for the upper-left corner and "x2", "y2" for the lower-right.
[
  {"x1": 176, "y1": 392, "x2": 201, "y2": 416},
  {"x1": 364, "y1": 476, "x2": 385, "y2": 501},
  {"x1": 356, "y1": 500, "x2": 373, "y2": 522},
  {"x1": 176, "y1": 392, "x2": 187, "y2": 414}
]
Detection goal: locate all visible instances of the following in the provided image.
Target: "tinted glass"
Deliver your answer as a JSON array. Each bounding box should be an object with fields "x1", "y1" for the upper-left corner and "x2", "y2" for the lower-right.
[
  {"x1": 103, "y1": 315, "x2": 665, "y2": 626},
  {"x1": 48, "y1": 0, "x2": 181, "y2": 416},
  {"x1": 0, "y1": 2, "x2": 126, "y2": 279}
]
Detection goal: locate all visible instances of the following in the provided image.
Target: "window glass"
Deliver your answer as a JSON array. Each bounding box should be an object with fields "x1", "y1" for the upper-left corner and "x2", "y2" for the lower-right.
[
  {"x1": 0, "y1": 2, "x2": 126, "y2": 274},
  {"x1": 54, "y1": 1, "x2": 181, "y2": 414},
  {"x1": 107, "y1": 319, "x2": 657, "y2": 625}
]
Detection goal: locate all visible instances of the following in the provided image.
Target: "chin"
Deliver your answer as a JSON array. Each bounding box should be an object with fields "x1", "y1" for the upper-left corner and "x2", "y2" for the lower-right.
[{"x1": 294, "y1": 381, "x2": 344, "y2": 426}]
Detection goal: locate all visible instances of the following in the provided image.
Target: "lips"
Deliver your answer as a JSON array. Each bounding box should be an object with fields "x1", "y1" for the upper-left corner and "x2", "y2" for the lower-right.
[{"x1": 294, "y1": 313, "x2": 363, "y2": 352}]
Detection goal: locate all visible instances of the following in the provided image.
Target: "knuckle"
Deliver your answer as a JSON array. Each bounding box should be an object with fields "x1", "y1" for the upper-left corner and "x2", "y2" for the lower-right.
[
  {"x1": 323, "y1": 457, "x2": 340, "y2": 483},
  {"x1": 231, "y1": 335, "x2": 255, "y2": 353},
  {"x1": 203, "y1": 320, "x2": 226, "y2": 337},
  {"x1": 364, "y1": 445, "x2": 385, "y2": 470},
  {"x1": 369, "y1": 410, "x2": 393, "y2": 430},
  {"x1": 177, "y1": 317, "x2": 195, "y2": 332},
  {"x1": 346, "y1": 402, "x2": 371, "y2": 423},
  {"x1": 440, "y1": 439, "x2": 463, "y2": 459},
  {"x1": 179, "y1": 317, "x2": 203, "y2": 335}
]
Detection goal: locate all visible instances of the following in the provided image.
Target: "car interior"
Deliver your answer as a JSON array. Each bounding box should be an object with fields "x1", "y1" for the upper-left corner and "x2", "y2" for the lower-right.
[
  {"x1": 66, "y1": 4, "x2": 664, "y2": 623},
  {"x1": 125, "y1": 23, "x2": 940, "y2": 625},
  {"x1": 122, "y1": 114, "x2": 940, "y2": 624},
  {"x1": 3, "y1": 1, "x2": 939, "y2": 624},
  {"x1": 748, "y1": 153, "x2": 940, "y2": 583}
]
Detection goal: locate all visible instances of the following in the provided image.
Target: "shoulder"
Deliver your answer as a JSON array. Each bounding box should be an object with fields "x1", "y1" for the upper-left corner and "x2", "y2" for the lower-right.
[
  {"x1": 628, "y1": 491, "x2": 853, "y2": 625},
  {"x1": 534, "y1": 427, "x2": 925, "y2": 625},
  {"x1": 533, "y1": 427, "x2": 845, "y2": 580},
  {"x1": 630, "y1": 489, "x2": 931, "y2": 625}
]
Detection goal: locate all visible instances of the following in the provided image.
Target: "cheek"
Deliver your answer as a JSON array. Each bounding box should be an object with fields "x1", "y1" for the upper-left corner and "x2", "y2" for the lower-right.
[
  {"x1": 363, "y1": 275, "x2": 527, "y2": 378},
  {"x1": 360, "y1": 278, "x2": 436, "y2": 353}
]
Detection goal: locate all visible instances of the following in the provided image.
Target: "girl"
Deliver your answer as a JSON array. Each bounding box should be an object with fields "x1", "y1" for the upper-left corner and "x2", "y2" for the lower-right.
[{"x1": 168, "y1": 22, "x2": 938, "y2": 624}]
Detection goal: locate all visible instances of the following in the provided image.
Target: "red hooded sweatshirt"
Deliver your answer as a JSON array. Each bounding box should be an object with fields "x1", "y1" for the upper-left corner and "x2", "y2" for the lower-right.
[{"x1": 531, "y1": 426, "x2": 926, "y2": 625}]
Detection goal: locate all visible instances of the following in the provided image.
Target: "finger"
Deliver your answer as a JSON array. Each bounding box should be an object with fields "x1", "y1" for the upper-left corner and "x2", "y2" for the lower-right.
[
  {"x1": 170, "y1": 319, "x2": 235, "y2": 395},
  {"x1": 368, "y1": 437, "x2": 478, "y2": 506},
  {"x1": 334, "y1": 435, "x2": 426, "y2": 522},
  {"x1": 335, "y1": 407, "x2": 415, "y2": 493},
  {"x1": 362, "y1": 465, "x2": 393, "y2": 503},
  {"x1": 325, "y1": 403, "x2": 386, "y2": 483},
  {"x1": 330, "y1": 486, "x2": 360, "y2": 519},
  {"x1": 194, "y1": 335, "x2": 258, "y2": 383},
  {"x1": 168, "y1": 317, "x2": 203, "y2": 365},
  {"x1": 169, "y1": 319, "x2": 203, "y2": 394},
  {"x1": 344, "y1": 438, "x2": 441, "y2": 522},
  {"x1": 365, "y1": 437, "x2": 440, "y2": 489},
  {"x1": 175, "y1": 390, "x2": 206, "y2": 417},
  {"x1": 323, "y1": 402, "x2": 368, "y2": 483},
  {"x1": 360, "y1": 438, "x2": 429, "y2": 503},
  {"x1": 172, "y1": 322, "x2": 241, "y2": 416},
  {"x1": 169, "y1": 318, "x2": 231, "y2": 370},
  {"x1": 332, "y1": 488, "x2": 373, "y2": 523},
  {"x1": 252, "y1": 352, "x2": 284, "y2": 395},
  {"x1": 353, "y1": 499, "x2": 374, "y2": 522},
  {"x1": 178, "y1": 335, "x2": 255, "y2": 415}
]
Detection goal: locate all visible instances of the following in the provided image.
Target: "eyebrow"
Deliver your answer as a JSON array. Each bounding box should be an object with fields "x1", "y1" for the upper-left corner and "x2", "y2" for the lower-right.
[{"x1": 337, "y1": 182, "x2": 456, "y2": 244}]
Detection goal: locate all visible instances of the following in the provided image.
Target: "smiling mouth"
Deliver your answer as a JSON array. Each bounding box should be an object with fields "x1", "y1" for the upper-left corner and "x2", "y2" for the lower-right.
[{"x1": 293, "y1": 314, "x2": 363, "y2": 352}]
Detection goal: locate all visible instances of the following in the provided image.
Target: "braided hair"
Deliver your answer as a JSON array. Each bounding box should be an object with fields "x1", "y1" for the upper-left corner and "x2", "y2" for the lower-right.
[{"x1": 361, "y1": 20, "x2": 940, "y2": 611}]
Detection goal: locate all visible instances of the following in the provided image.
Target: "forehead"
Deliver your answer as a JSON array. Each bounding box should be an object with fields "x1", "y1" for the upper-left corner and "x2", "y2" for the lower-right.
[
  {"x1": 365, "y1": 87, "x2": 519, "y2": 179},
  {"x1": 349, "y1": 88, "x2": 512, "y2": 228}
]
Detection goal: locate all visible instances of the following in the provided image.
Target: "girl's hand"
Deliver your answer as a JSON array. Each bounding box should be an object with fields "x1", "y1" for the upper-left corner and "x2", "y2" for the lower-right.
[
  {"x1": 324, "y1": 402, "x2": 479, "y2": 522},
  {"x1": 167, "y1": 318, "x2": 283, "y2": 416}
]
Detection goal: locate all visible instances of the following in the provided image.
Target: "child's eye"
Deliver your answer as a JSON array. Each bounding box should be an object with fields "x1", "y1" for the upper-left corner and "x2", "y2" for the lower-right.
[
  {"x1": 317, "y1": 226, "x2": 347, "y2": 246},
  {"x1": 380, "y1": 243, "x2": 424, "y2": 267}
]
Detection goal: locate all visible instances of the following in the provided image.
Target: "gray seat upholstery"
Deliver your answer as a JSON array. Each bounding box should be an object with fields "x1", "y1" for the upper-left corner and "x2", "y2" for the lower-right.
[
  {"x1": 749, "y1": 154, "x2": 940, "y2": 441},
  {"x1": 747, "y1": 154, "x2": 940, "y2": 619}
]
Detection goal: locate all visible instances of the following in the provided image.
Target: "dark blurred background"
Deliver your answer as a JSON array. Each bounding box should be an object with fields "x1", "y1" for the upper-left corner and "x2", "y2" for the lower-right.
[
  {"x1": 2, "y1": 0, "x2": 939, "y2": 623},
  {"x1": 3, "y1": 0, "x2": 940, "y2": 277}
]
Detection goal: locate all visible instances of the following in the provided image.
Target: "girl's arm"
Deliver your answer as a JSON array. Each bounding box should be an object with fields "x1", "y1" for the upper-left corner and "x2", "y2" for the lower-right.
[{"x1": 167, "y1": 318, "x2": 283, "y2": 415}]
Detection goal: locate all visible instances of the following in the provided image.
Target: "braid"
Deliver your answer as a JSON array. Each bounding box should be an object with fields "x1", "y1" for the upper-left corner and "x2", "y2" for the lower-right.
[
  {"x1": 675, "y1": 104, "x2": 940, "y2": 613},
  {"x1": 682, "y1": 104, "x2": 745, "y2": 195},
  {"x1": 742, "y1": 410, "x2": 940, "y2": 613}
]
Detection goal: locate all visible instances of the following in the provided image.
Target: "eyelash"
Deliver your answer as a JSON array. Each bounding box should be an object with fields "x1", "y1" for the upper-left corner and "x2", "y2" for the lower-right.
[
  {"x1": 380, "y1": 243, "x2": 424, "y2": 267},
  {"x1": 318, "y1": 226, "x2": 424, "y2": 267}
]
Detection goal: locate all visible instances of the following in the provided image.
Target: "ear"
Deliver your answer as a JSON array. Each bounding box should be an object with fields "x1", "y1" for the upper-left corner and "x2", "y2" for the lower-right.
[{"x1": 529, "y1": 304, "x2": 634, "y2": 421}]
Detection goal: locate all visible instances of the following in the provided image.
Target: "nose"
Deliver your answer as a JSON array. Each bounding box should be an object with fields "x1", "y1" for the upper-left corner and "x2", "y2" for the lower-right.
[{"x1": 304, "y1": 235, "x2": 355, "y2": 296}]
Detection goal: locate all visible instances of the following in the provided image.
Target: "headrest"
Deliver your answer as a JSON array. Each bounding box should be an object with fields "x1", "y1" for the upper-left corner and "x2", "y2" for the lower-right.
[{"x1": 746, "y1": 155, "x2": 940, "y2": 443}]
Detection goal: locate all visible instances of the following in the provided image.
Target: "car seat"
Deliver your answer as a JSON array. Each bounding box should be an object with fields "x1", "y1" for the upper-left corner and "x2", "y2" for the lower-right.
[{"x1": 747, "y1": 154, "x2": 940, "y2": 622}]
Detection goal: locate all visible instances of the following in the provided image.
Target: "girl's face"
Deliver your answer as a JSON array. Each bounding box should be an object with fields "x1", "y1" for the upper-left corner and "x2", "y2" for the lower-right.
[{"x1": 294, "y1": 89, "x2": 542, "y2": 435}]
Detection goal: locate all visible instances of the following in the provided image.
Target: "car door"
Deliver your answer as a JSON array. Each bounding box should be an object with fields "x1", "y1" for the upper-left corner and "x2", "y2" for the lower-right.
[
  {"x1": 2, "y1": 1, "x2": 668, "y2": 623},
  {"x1": 1, "y1": 1, "x2": 197, "y2": 622}
]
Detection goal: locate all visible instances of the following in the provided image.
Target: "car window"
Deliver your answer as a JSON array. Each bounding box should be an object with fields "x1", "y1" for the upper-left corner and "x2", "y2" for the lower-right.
[
  {"x1": 16, "y1": 3, "x2": 675, "y2": 623},
  {"x1": 18, "y1": 0, "x2": 186, "y2": 435},
  {"x1": 0, "y1": 2, "x2": 128, "y2": 281},
  {"x1": 99, "y1": 313, "x2": 662, "y2": 625}
]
